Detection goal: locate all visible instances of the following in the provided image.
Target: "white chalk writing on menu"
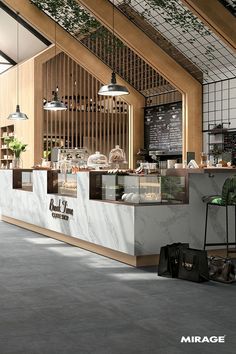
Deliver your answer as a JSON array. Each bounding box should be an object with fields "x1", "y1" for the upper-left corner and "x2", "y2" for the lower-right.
[{"x1": 144, "y1": 102, "x2": 182, "y2": 153}]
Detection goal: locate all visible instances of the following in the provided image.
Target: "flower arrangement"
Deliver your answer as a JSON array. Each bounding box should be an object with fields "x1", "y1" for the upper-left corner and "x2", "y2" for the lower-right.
[{"x1": 4, "y1": 137, "x2": 27, "y2": 158}]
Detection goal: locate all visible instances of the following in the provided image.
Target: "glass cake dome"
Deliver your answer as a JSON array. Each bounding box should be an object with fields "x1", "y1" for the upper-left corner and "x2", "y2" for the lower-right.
[
  {"x1": 87, "y1": 151, "x2": 108, "y2": 169},
  {"x1": 109, "y1": 145, "x2": 127, "y2": 167}
]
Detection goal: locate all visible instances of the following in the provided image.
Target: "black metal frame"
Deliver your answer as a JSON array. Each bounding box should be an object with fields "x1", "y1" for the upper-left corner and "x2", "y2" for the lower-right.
[
  {"x1": 219, "y1": 0, "x2": 236, "y2": 17},
  {"x1": 202, "y1": 78, "x2": 236, "y2": 159},
  {"x1": 0, "y1": 49, "x2": 16, "y2": 66},
  {"x1": 204, "y1": 203, "x2": 236, "y2": 256},
  {"x1": 114, "y1": 0, "x2": 236, "y2": 83}
]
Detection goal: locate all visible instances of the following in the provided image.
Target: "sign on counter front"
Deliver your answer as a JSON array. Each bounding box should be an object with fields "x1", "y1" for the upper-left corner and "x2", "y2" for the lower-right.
[{"x1": 49, "y1": 198, "x2": 73, "y2": 221}]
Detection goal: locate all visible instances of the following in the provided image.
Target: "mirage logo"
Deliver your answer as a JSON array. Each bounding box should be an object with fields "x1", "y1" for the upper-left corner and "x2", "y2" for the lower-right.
[{"x1": 180, "y1": 336, "x2": 226, "y2": 343}]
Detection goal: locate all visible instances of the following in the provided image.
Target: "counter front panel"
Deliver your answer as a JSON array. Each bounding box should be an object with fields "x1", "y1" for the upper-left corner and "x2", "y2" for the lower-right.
[{"x1": 0, "y1": 168, "x2": 235, "y2": 265}]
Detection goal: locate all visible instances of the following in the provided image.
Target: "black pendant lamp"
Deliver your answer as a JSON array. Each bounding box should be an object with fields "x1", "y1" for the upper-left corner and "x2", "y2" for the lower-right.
[
  {"x1": 98, "y1": 0, "x2": 129, "y2": 97},
  {"x1": 44, "y1": 20, "x2": 67, "y2": 111},
  {"x1": 8, "y1": 12, "x2": 28, "y2": 120}
]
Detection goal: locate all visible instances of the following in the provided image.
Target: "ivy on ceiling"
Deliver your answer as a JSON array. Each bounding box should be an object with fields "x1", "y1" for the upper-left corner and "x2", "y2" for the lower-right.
[
  {"x1": 122, "y1": 0, "x2": 217, "y2": 74},
  {"x1": 146, "y1": 0, "x2": 211, "y2": 37},
  {"x1": 219, "y1": 0, "x2": 236, "y2": 16},
  {"x1": 30, "y1": 0, "x2": 100, "y2": 35},
  {"x1": 30, "y1": 0, "x2": 123, "y2": 50}
]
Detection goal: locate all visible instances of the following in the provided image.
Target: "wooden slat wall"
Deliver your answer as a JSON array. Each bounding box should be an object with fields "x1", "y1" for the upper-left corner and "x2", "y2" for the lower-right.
[{"x1": 43, "y1": 52, "x2": 129, "y2": 161}]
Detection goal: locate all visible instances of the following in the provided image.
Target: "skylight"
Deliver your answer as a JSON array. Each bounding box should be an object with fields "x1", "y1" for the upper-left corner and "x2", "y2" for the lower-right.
[{"x1": 0, "y1": 51, "x2": 15, "y2": 75}]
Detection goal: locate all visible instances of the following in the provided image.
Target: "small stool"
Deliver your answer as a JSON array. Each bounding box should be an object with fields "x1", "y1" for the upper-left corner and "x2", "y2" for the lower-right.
[{"x1": 202, "y1": 175, "x2": 236, "y2": 257}]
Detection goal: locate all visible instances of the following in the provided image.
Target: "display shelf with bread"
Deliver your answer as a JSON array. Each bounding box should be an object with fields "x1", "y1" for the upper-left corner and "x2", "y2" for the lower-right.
[
  {"x1": 47, "y1": 171, "x2": 77, "y2": 198},
  {"x1": 90, "y1": 171, "x2": 188, "y2": 205}
]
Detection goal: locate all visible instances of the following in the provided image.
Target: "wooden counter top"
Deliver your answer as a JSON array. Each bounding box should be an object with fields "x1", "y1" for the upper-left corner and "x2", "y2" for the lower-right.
[{"x1": 167, "y1": 167, "x2": 236, "y2": 174}]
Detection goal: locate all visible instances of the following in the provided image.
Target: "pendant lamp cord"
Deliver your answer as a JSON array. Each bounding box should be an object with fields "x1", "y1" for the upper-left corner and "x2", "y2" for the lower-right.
[
  {"x1": 112, "y1": 0, "x2": 115, "y2": 73},
  {"x1": 16, "y1": 12, "x2": 19, "y2": 105},
  {"x1": 55, "y1": 20, "x2": 58, "y2": 95}
]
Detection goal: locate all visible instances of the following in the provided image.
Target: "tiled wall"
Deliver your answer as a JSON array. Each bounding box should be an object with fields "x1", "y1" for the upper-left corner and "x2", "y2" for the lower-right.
[{"x1": 202, "y1": 77, "x2": 236, "y2": 156}]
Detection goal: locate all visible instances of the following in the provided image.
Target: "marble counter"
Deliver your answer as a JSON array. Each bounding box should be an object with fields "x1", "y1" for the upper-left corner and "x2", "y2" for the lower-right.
[{"x1": 0, "y1": 169, "x2": 234, "y2": 265}]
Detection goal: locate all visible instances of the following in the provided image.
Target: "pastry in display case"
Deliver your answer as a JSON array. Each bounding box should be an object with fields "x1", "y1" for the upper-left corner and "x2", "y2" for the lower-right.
[
  {"x1": 109, "y1": 145, "x2": 127, "y2": 168},
  {"x1": 58, "y1": 173, "x2": 77, "y2": 198},
  {"x1": 90, "y1": 172, "x2": 188, "y2": 204},
  {"x1": 101, "y1": 174, "x2": 161, "y2": 203},
  {"x1": 121, "y1": 176, "x2": 161, "y2": 203},
  {"x1": 102, "y1": 174, "x2": 125, "y2": 201},
  {"x1": 87, "y1": 151, "x2": 108, "y2": 170}
]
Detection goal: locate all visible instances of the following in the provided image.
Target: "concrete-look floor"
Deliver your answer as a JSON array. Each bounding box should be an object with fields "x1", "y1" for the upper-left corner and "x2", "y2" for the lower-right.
[{"x1": 0, "y1": 221, "x2": 235, "y2": 354}]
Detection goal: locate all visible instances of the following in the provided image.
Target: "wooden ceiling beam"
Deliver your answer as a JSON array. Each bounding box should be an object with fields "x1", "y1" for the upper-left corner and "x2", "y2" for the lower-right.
[
  {"x1": 182, "y1": 0, "x2": 236, "y2": 52},
  {"x1": 78, "y1": 0, "x2": 201, "y2": 93}
]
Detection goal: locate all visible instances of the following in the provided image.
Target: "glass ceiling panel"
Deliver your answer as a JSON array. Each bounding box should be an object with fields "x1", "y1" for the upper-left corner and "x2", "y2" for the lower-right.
[
  {"x1": 114, "y1": 0, "x2": 236, "y2": 83},
  {"x1": 0, "y1": 52, "x2": 14, "y2": 74},
  {"x1": 0, "y1": 55, "x2": 9, "y2": 64},
  {"x1": 219, "y1": 0, "x2": 236, "y2": 16},
  {"x1": 0, "y1": 63, "x2": 13, "y2": 74},
  {"x1": 31, "y1": 0, "x2": 181, "y2": 98}
]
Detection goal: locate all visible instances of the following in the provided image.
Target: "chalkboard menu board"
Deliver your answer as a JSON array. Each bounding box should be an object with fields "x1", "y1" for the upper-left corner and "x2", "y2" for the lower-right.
[
  {"x1": 223, "y1": 131, "x2": 236, "y2": 163},
  {"x1": 144, "y1": 102, "x2": 182, "y2": 154}
]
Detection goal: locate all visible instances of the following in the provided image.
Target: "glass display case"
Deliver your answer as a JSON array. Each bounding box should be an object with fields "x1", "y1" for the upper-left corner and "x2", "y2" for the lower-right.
[
  {"x1": 121, "y1": 175, "x2": 161, "y2": 203},
  {"x1": 13, "y1": 169, "x2": 33, "y2": 192},
  {"x1": 58, "y1": 173, "x2": 77, "y2": 197},
  {"x1": 47, "y1": 171, "x2": 77, "y2": 198},
  {"x1": 90, "y1": 172, "x2": 188, "y2": 204}
]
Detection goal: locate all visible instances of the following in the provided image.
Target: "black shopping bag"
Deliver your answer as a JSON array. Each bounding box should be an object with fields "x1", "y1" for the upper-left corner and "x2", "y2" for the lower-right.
[
  {"x1": 178, "y1": 248, "x2": 209, "y2": 282},
  {"x1": 158, "y1": 243, "x2": 189, "y2": 278},
  {"x1": 208, "y1": 256, "x2": 235, "y2": 283}
]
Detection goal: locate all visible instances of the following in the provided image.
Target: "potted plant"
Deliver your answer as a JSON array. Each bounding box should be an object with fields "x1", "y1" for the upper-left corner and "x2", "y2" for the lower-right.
[
  {"x1": 4, "y1": 136, "x2": 27, "y2": 168},
  {"x1": 211, "y1": 143, "x2": 222, "y2": 165}
]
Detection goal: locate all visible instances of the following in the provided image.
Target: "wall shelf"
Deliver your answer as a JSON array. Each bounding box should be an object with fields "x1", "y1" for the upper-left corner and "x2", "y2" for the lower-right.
[{"x1": 0, "y1": 125, "x2": 14, "y2": 168}]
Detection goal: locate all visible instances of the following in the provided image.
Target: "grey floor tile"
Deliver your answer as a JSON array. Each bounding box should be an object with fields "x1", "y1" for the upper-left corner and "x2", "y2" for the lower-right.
[{"x1": 0, "y1": 221, "x2": 236, "y2": 354}]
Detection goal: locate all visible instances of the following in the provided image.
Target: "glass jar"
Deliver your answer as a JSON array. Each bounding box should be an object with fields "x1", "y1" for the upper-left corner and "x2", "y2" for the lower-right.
[{"x1": 200, "y1": 152, "x2": 207, "y2": 167}]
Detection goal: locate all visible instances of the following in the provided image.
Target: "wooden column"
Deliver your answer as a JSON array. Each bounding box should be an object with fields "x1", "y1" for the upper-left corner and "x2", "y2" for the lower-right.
[{"x1": 182, "y1": 0, "x2": 236, "y2": 52}]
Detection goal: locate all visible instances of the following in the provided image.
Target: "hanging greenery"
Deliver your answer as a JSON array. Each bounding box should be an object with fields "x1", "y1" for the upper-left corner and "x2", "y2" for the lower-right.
[
  {"x1": 219, "y1": 0, "x2": 236, "y2": 16},
  {"x1": 30, "y1": 0, "x2": 100, "y2": 36},
  {"x1": 145, "y1": 0, "x2": 211, "y2": 37},
  {"x1": 136, "y1": 0, "x2": 217, "y2": 74},
  {"x1": 30, "y1": 0, "x2": 124, "y2": 50}
]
